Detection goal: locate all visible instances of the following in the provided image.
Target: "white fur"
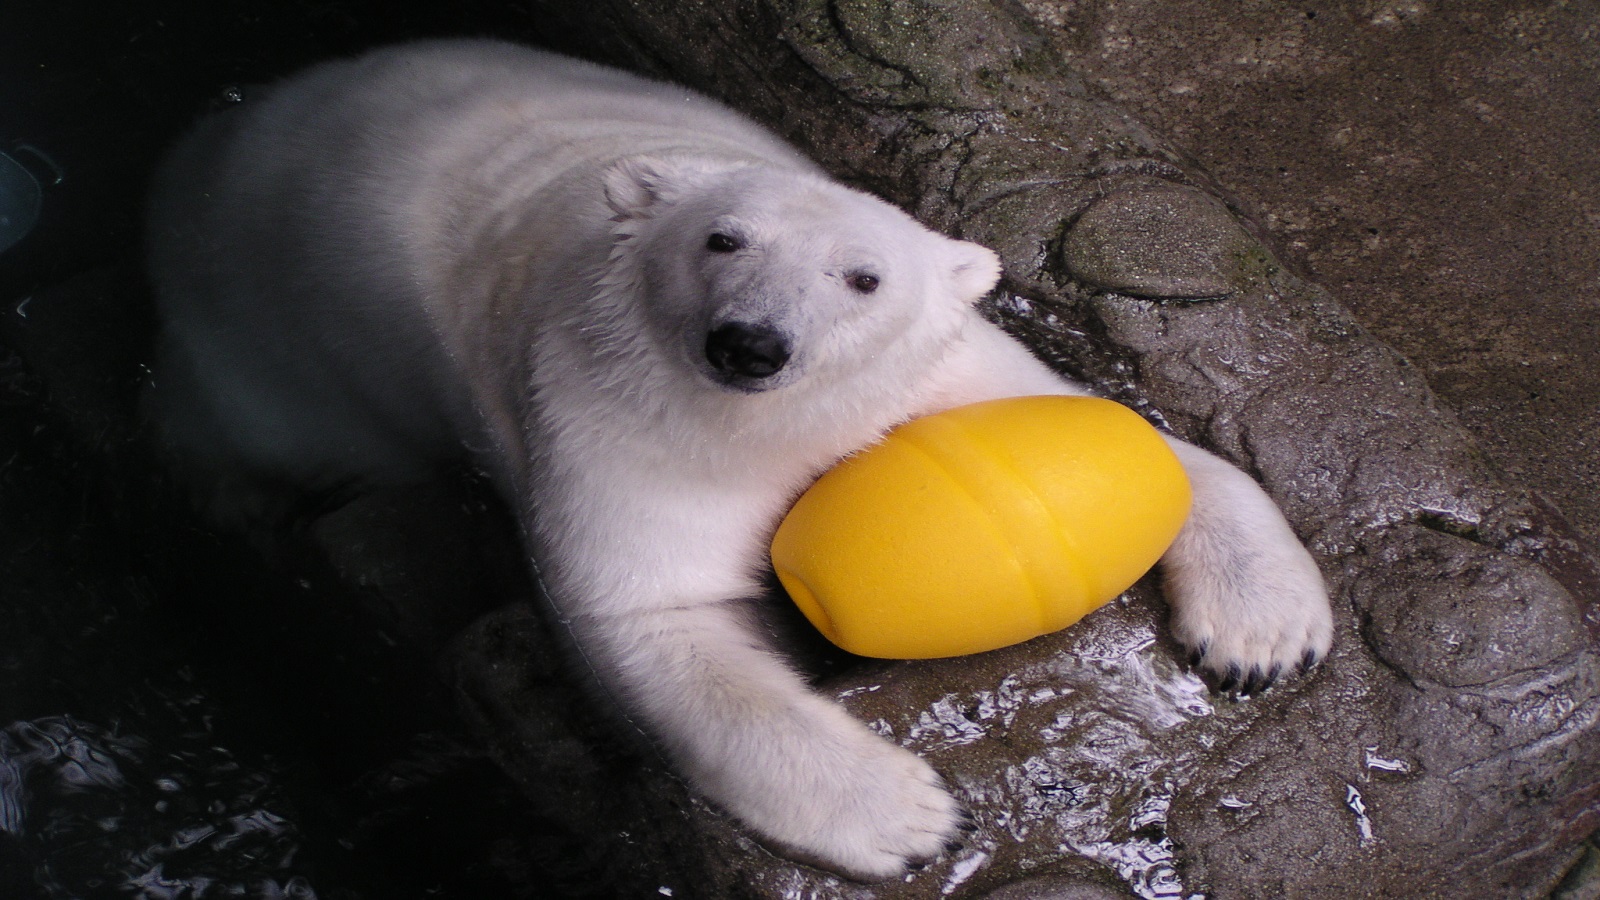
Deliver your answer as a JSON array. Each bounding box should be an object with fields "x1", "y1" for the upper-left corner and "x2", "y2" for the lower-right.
[{"x1": 145, "y1": 39, "x2": 1333, "y2": 879}]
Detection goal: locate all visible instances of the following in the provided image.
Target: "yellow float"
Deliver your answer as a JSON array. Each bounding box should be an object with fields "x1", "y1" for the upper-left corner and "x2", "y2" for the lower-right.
[{"x1": 770, "y1": 396, "x2": 1192, "y2": 659}]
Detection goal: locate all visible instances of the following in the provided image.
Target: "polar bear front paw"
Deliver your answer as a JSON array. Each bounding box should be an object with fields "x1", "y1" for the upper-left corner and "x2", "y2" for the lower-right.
[
  {"x1": 697, "y1": 696, "x2": 964, "y2": 880},
  {"x1": 1162, "y1": 521, "x2": 1334, "y2": 696},
  {"x1": 787, "y1": 740, "x2": 964, "y2": 879}
]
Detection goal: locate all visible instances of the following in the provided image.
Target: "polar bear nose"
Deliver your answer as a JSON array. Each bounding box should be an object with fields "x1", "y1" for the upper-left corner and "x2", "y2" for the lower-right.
[{"x1": 705, "y1": 322, "x2": 791, "y2": 379}]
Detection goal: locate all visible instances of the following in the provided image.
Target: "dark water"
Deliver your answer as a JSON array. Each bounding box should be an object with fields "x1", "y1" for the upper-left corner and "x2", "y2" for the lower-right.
[
  {"x1": 0, "y1": 344, "x2": 560, "y2": 898},
  {"x1": 0, "y1": 4, "x2": 609, "y2": 897}
]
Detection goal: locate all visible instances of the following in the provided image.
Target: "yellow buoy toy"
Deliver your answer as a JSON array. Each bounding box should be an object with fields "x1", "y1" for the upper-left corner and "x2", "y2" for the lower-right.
[{"x1": 770, "y1": 396, "x2": 1192, "y2": 659}]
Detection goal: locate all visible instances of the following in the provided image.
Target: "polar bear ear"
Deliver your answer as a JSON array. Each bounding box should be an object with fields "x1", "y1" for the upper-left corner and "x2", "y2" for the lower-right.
[
  {"x1": 603, "y1": 156, "x2": 691, "y2": 219},
  {"x1": 946, "y1": 238, "x2": 1003, "y2": 302}
]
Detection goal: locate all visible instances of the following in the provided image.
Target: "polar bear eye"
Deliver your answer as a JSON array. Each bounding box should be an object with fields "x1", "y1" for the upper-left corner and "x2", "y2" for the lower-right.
[
  {"x1": 706, "y1": 232, "x2": 743, "y2": 253},
  {"x1": 847, "y1": 272, "x2": 880, "y2": 294}
]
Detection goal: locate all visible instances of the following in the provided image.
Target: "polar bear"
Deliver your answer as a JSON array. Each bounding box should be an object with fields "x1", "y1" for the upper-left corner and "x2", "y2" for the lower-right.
[{"x1": 145, "y1": 39, "x2": 1333, "y2": 878}]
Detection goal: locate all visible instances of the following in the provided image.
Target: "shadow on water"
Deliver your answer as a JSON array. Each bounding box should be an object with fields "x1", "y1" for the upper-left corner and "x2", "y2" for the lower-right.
[{"x1": 0, "y1": 2, "x2": 623, "y2": 897}]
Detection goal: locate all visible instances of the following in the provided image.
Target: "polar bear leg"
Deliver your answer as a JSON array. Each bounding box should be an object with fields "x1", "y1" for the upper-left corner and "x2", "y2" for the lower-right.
[
  {"x1": 1158, "y1": 438, "x2": 1334, "y2": 694},
  {"x1": 568, "y1": 602, "x2": 961, "y2": 879}
]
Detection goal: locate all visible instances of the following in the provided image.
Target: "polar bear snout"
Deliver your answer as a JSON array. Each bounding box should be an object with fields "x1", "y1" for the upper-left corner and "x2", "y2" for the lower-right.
[{"x1": 705, "y1": 321, "x2": 792, "y2": 387}]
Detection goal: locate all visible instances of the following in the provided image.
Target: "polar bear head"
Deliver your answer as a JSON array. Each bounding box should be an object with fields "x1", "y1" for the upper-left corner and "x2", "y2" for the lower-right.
[{"x1": 600, "y1": 156, "x2": 1001, "y2": 399}]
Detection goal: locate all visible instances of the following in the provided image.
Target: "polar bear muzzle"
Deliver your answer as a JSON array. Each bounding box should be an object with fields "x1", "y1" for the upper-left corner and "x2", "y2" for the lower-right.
[{"x1": 705, "y1": 322, "x2": 792, "y2": 386}]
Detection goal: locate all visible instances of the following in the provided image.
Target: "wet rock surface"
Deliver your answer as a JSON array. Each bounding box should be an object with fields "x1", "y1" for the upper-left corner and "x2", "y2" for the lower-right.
[
  {"x1": 1029, "y1": 0, "x2": 1600, "y2": 553},
  {"x1": 3, "y1": 1, "x2": 1598, "y2": 898},
  {"x1": 1061, "y1": 179, "x2": 1255, "y2": 301}
]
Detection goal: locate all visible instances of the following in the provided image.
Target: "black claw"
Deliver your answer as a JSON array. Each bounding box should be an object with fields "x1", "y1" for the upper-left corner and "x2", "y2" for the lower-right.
[
  {"x1": 1186, "y1": 647, "x2": 1205, "y2": 668},
  {"x1": 1216, "y1": 663, "x2": 1242, "y2": 693},
  {"x1": 1238, "y1": 667, "x2": 1261, "y2": 697},
  {"x1": 943, "y1": 838, "x2": 963, "y2": 855},
  {"x1": 957, "y1": 811, "x2": 978, "y2": 834},
  {"x1": 1298, "y1": 648, "x2": 1320, "y2": 675},
  {"x1": 908, "y1": 859, "x2": 929, "y2": 873}
]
